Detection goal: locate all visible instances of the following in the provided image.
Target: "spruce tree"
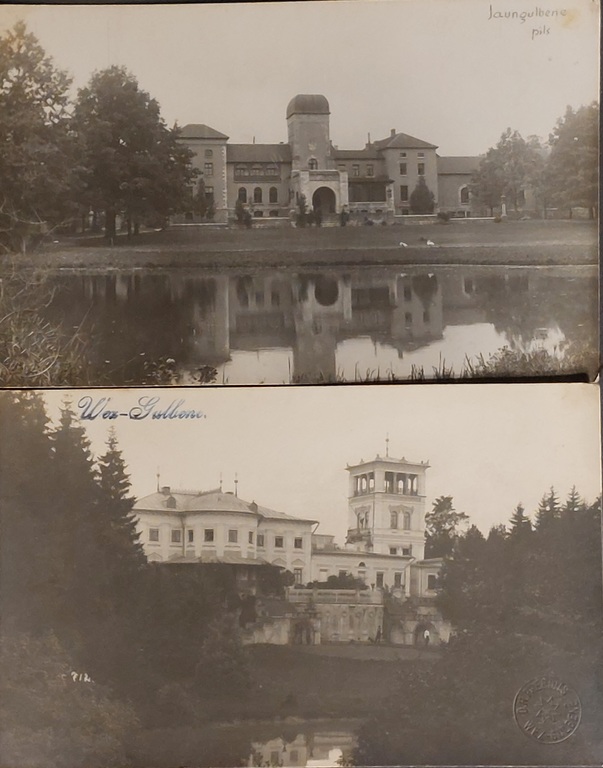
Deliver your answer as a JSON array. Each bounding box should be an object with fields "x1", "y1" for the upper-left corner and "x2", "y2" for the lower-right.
[
  {"x1": 534, "y1": 486, "x2": 560, "y2": 531},
  {"x1": 508, "y1": 503, "x2": 532, "y2": 539}
]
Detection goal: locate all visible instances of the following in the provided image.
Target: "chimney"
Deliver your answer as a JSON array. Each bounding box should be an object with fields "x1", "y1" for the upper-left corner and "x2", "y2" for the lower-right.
[
  {"x1": 390, "y1": 129, "x2": 396, "y2": 138},
  {"x1": 161, "y1": 485, "x2": 171, "y2": 495}
]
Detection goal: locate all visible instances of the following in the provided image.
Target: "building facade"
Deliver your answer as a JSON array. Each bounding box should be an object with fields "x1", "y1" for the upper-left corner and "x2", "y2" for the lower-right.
[
  {"x1": 177, "y1": 95, "x2": 481, "y2": 224},
  {"x1": 134, "y1": 450, "x2": 445, "y2": 632}
]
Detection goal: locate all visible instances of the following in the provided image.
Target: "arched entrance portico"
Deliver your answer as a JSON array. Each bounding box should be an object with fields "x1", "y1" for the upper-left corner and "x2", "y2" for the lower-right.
[{"x1": 312, "y1": 187, "x2": 336, "y2": 214}]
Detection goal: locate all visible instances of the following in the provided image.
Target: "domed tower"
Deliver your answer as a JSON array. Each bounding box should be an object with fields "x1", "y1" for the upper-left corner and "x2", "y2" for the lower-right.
[{"x1": 286, "y1": 94, "x2": 333, "y2": 173}]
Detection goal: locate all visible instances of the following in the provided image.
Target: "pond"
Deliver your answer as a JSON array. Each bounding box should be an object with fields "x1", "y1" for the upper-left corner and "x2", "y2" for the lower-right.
[
  {"x1": 42, "y1": 263, "x2": 598, "y2": 385},
  {"x1": 129, "y1": 719, "x2": 358, "y2": 768}
]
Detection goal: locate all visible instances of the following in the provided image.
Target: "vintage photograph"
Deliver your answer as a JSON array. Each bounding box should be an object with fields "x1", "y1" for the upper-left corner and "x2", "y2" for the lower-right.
[
  {"x1": 0, "y1": 0, "x2": 599, "y2": 386},
  {"x1": 1, "y1": 384, "x2": 601, "y2": 766}
]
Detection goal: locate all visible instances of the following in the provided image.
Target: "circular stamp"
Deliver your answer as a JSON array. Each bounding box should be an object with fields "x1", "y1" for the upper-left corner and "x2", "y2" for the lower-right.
[{"x1": 513, "y1": 675, "x2": 581, "y2": 744}]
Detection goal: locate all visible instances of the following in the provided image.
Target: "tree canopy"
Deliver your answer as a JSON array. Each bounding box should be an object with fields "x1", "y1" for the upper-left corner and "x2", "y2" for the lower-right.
[
  {"x1": 0, "y1": 22, "x2": 79, "y2": 252},
  {"x1": 73, "y1": 65, "x2": 196, "y2": 238},
  {"x1": 409, "y1": 176, "x2": 435, "y2": 214}
]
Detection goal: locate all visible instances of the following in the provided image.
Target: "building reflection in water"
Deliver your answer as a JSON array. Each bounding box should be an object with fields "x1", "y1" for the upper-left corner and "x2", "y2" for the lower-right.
[
  {"x1": 48, "y1": 265, "x2": 597, "y2": 384},
  {"x1": 249, "y1": 728, "x2": 356, "y2": 768}
]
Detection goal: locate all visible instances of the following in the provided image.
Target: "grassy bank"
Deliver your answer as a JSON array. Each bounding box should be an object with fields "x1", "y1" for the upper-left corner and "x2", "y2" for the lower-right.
[{"x1": 2, "y1": 220, "x2": 597, "y2": 270}]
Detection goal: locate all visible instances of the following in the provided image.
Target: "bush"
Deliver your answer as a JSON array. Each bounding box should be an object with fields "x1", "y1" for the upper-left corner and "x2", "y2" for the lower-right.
[{"x1": 437, "y1": 211, "x2": 451, "y2": 222}]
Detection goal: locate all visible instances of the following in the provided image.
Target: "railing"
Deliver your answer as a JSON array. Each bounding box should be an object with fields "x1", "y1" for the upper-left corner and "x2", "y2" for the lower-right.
[{"x1": 287, "y1": 588, "x2": 382, "y2": 605}]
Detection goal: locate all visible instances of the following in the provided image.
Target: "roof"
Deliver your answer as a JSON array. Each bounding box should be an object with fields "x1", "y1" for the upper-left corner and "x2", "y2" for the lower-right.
[
  {"x1": 160, "y1": 553, "x2": 273, "y2": 567},
  {"x1": 134, "y1": 489, "x2": 317, "y2": 523},
  {"x1": 227, "y1": 144, "x2": 291, "y2": 163},
  {"x1": 333, "y1": 148, "x2": 383, "y2": 160},
  {"x1": 346, "y1": 455, "x2": 430, "y2": 470},
  {"x1": 286, "y1": 94, "x2": 330, "y2": 119},
  {"x1": 437, "y1": 156, "x2": 480, "y2": 175},
  {"x1": 374, "y1": 132, "x2": 437, "y2": 150},
  {"x1": 179, "y1": 124, "x2": 229, "y2": 141}
]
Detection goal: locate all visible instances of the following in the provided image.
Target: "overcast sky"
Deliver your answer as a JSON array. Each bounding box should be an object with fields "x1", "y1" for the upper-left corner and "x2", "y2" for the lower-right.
[
  {"x1": 42, "y1": 384, "x2": 601, "y2": 543},
  {"x1": 2, "y1": 0, "x2": 599, "y2": 155}
]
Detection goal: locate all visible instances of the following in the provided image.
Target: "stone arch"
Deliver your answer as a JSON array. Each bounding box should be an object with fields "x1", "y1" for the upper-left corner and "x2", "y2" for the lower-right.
[{"x1": 414, "y1": 620, "x2": 438, "y2": 647}]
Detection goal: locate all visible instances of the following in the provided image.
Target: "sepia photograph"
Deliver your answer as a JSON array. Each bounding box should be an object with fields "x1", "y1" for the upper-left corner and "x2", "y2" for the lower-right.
[
  {"x1": 0, "y1": 384, "x2": 601, "y2": 767},
  {"x1": 0, "y1": 0, "x2": 599, "y2": 386}
]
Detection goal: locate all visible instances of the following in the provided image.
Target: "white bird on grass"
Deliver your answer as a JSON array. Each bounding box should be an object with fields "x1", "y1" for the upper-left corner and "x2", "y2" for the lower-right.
[
  {"x1": 399, "y1": 241, "x2": 408, "y2": 247},
  {"x1": 426, "y1": 239, "x2": 436, "y2": 246}
]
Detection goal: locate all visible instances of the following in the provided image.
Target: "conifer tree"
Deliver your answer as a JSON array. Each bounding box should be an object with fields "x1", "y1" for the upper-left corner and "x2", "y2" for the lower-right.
[
  {"x1": 534, "y1": 486, "x2": 560, "y2": 531},
  {"x1": 508, "y1": 503, "x2": 532, "y2": 539}
]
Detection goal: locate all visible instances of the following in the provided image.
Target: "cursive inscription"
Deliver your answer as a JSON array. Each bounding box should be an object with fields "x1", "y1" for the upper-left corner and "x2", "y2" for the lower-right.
[
  {"x1": 77, "y1": 395, "x2": 206, "y2": 421},
  {"x1": 488, "y1": 5, "x2": 570, "y2": 39}
]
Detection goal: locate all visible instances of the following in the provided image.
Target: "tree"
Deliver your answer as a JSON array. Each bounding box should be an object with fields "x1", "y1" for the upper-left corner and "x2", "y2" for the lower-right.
[
  {"x1": 0, "y1": 22, "x2": 80, "y2": 252},
  {"x1": 424, "y1": 495, "x2": 468, "y2": 557},
  {"x1": 534, "y1": 486, "x2": 560, "y2": 531},
  {"x1": 508, "y1": 502, "x2": 532, "y2": 539},
  {"x1": 296, "y1": 193, "x2": 308, "y2": 226},
  {"x1": 73, "y1": 66, "x2": 196, "y2": 239},
  {"x1": 545, "y1": 103, "x2": 598, "y2": 218},
  {"x1": 96, "y1": 428, "x2": 145, "y2": 580},
  {"x1": 409, "y1": 177, "x2": 435, "y2": 214},
  {"x1": 471, "y1": 128, "x2": 545, "y2": 215},
  {"x1": 194, "y1": 177, "x2": 208, "y2": 219}
]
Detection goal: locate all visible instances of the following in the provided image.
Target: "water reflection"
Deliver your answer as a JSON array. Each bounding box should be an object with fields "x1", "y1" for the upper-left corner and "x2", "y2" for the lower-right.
[
  {"x1": 249, "y1": 727, "x2": 355, "y2": 767},
  {"x1": 45, "y1": 265, "x2": 598, "y2": 384}
]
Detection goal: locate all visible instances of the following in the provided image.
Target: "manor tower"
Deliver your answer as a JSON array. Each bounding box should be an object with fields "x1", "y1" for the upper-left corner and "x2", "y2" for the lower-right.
[{"x1": 346, "y1": 451, "x2": 429, "y2": 560}]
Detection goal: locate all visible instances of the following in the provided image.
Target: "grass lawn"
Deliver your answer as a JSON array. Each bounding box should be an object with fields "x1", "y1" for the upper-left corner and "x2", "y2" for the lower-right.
[{"x1": 4, "y1": 219, "x2": 597, "y2": 270}]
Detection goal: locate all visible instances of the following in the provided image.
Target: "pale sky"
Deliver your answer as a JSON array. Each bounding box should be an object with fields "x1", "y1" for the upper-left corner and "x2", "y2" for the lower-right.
[
  {"x1": 42, "y1": 384, "x2": 602, "y2": 543},
  {"x1": 2, "y1": 0, "x2": 599, "y2": 155}
]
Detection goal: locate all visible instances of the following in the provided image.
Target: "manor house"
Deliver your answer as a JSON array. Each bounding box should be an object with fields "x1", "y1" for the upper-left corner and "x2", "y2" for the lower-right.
[
  {"x1": 134, "y1": 449, "x2": 448, "y2": 645},
  {"x1": 177, "y1": 94, "x2": 480, "y2": 224}
]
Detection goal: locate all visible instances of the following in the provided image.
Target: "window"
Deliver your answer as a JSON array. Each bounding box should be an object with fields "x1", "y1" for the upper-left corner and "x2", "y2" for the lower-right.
[
  {"x1": 257, "y1": 534, "x2": 265, "y2": 547},
  {"x1": 171, "y1": 529, "x2": 182, "y2": 544},
  {"x1": 405, "y1": 312, "x2": 413, "y2": 326},
  {"x1": 400, "y1": 152, "x2": 407, "y2": 158},
  {"x1": 418, "y1": 163, "x2": 425, "y2": 176},
  {"x1": 204, "y1": 162, "x2": 213, "y2": 176},
  {"x1": 376, "y1": 572, "x2": 384, "y2": 588},
  {"x1": 228, "y1": 529, "x2": 238, "y2": 543},
  {"x1": 269, "y1": 210, "x2": 279, "y2": 217},
  {"x1": 423, "y1": 309, "x2": 430, "y2": 323},
  {"x1": 403, "y1": 285, "x2": 412, "y2": 301},
  {"x1": 205, "y1": 186, "x2": 214, "y2": 200},
  {"x1": 187, "y1": 529, "x2": 194, "y2": 543},
  {"x1": 275, "y1": 536, "x2": 284, "y2": 548},
  {"x1": 308, "y1": 158, "x2": 318, "y2": 170},
  {"x1": 238, "y1": 187, "x2": 247, "y2": 203},
  {"x1": 403, "y1": 511, "x2": 411, "y2": 530},
  {"x1": 402, "y1": 546, "x2": 412, "y2": 556},
  {"x1": 204, "y1": 149, "x2": 213, "y2": 158},
  {"x1": 204, "y1": 528, "x2": 214, "y2": 542},
  {"x1": 338, "y1": 164, "x2": 346, "y2": 172},
  {"x1": 248, "y1": 531, "x2": 254, "y2": 544},
  {"x1": 271, "y1": 290, "x2": 280, "y2": 307},
  {"x1": 399, "y1": 163, "x2": 407, "y2": 175},
  {"x1": 367, "y1": 164, "x2": 374, "y2": 177},
  {"x1": 254, "y1": 187, "x2": 262, "y2": 204},
  {"x1": 418, "y1": 152, "x2": 425, "y2": 158},
  {"x1": 269, "y1": 186, "x2": 278, "y2": 204},
  {"x1": 352, "y1": 164, "x2": 360, "y2": 177},
  {"x1": 255, "y1": 291, "x2": 264, "y2": 306},
  {"x1": 253, "y1": 210, "x2": 263, "y2": 217},
  {"x1": 294, "y1": 568, "x2": 303, "y2": 585},
  {"x1": 294, "y1": 537, "x2": 303, "y2": 549},
  {"x1": 389, "y1": 546, "x2": 397, "y2": 555},
  {"x1": 390, "y1": 510, "x2": 399, "y2": 529},
  {"x1": 460, "y1": 186, "x2": 470, "y2": 204},
  {"x1": 149, "y1": 528, "x2": 159, "y2": 542},
  {"x1": 400, "y1": 185, "x2": 409, "y2": 202},
  {"x1": 428, "y1": 574, "x2": 437, "y2": 590},
  {"x1": 394, "y1": 572, "x2": 402, "y2": 588}
]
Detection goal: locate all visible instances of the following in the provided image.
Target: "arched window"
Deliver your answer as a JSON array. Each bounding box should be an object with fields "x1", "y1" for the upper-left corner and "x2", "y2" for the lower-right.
[
  {"x1": 403, "y1": 511, "x2": 411, "y2": 530},
  {"x1": 254, "y1": 187, "x2": 263, "y2": 204},
  {"x1": 269, "y1": 186, "x2": 278, "y2": 203},
  {"x1": 460, "y1": 186, "x2": 470, "y2": 204},
  {"x1": 390, "y1": 511, "x2": 399, "y2": 529},
  {"x1": 308, "y1": 158, "x2": 318, "y2": 170},
  {"x1": 238, "y1": 187, "x2": 247, "y2": 203}
]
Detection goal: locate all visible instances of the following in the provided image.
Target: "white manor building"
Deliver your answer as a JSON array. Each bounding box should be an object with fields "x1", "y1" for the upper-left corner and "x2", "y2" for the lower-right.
[{"x1": 134, "y1": 450, "x2": 442, "y2": 601}]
